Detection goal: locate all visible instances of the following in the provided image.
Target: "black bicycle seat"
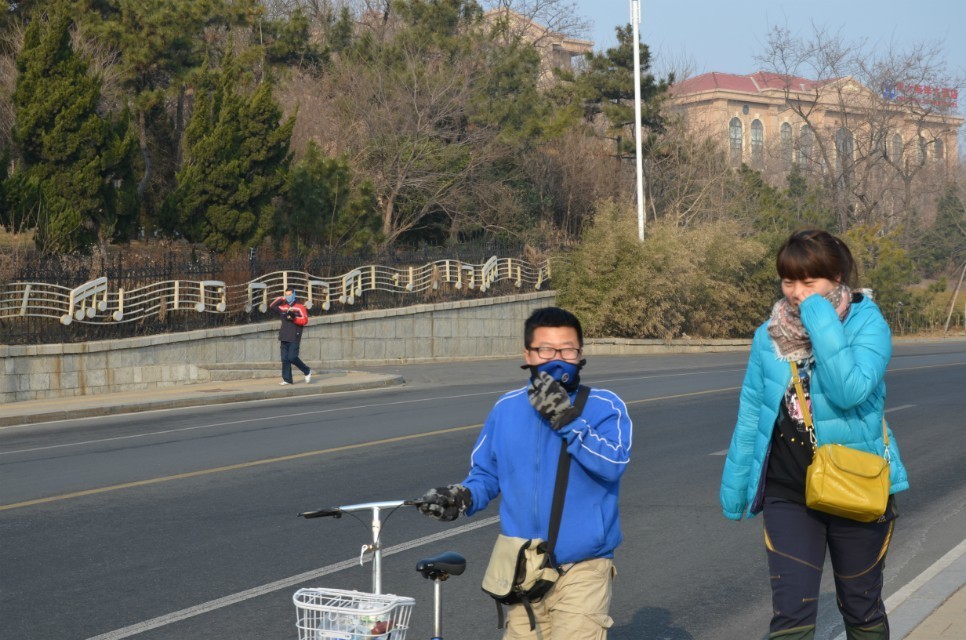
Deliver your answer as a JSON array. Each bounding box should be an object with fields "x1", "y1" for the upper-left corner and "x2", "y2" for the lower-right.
[{"x1": 416, "y1": 552, "x2": 466, "y2": 580}]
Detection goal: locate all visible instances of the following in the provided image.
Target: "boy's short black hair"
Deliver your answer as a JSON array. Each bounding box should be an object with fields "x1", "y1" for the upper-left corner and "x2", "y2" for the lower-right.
[{"x1": 524, "y1": 307, "x2": 583, "y2": 347}]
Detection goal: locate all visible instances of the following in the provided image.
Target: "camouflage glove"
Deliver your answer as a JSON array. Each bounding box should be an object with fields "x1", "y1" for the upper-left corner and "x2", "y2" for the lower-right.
[
  {"x1": 528, "y1": 371, "x2": 581, "y2": 430},
  {"x1": 417, "y1": 484, "x2": 471, "y2": 521}
]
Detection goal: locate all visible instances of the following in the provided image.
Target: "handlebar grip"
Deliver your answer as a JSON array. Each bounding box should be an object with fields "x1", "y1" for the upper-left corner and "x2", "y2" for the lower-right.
[{"x1": 299, "y1": 508, "x2": 343, "y2": 519}]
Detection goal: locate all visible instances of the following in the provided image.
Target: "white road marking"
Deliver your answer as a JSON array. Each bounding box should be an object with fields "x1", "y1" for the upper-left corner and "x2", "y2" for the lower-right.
[
  {"x1": 2, "y1": 371, "x2": 745, "y2": 456},
  {"x1": 592, "y1": 367, "x2": 746, "y2": 385},
  {"x1": 885, "y1": 404, "x2": 915, "y2": 413},
  {"x1": 0, "y1": 392, "x2": 490, "y2": 455}
]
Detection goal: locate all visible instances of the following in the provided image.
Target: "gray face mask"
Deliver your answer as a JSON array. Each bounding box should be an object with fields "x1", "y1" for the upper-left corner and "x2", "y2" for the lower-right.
[{"x1": 285, "y1": 294, "x2": 295, "y2": 304}]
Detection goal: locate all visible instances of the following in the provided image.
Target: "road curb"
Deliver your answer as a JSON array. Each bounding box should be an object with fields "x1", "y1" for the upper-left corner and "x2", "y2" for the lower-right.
[
  {"x1": 889, "y1": 538, "x2": 966, "y2": 639},
  {"x1": 0, "y1": 373, "x2": 405, "y2": 427}
]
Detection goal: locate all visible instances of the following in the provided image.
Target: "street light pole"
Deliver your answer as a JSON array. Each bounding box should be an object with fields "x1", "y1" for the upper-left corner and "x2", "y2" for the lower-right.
[{"x1": 630, "y1": 0, "x2": 645, "y2": 241}]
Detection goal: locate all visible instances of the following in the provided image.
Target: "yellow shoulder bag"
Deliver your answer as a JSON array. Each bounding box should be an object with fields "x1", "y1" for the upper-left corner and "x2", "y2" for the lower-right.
[{"x1": 790, "y1": 361, "x2": 890, "y2": 523}]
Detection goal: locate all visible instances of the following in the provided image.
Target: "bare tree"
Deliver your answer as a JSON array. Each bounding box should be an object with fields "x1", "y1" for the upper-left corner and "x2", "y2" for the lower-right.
[
  {"x1": 651, "y1": 47, "x2": 697, "y2": 88},
  {"x1": 304, "y1": 33, "x2": 498, "y2": 245},
  {"x1": 259, "y1": 0, "x2": 342, "y2": 22},
  {"x1": 0, "y1": 21, "x2": 25, "y2": 169},
  {"x1": 481, "y1": 0, "x2": 590, "y2": 44},
  {"x1": 756, "y1": 24, "x2": 963, "y2": 232},
  {"x1": 0, "y1": 50, "x2": 16, "y2": 160},
  {"x1": 519, "y1": 129, "x2": 623, "y2": 238},
  {"x1": 645, "y1": 113, "x2": 738, "y2": 227}
]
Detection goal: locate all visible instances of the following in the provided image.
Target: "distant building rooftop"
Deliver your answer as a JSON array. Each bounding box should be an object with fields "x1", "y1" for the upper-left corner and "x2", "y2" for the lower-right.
[{"x1": 670, "y1": 71, "x2": 834, "y2": 97}]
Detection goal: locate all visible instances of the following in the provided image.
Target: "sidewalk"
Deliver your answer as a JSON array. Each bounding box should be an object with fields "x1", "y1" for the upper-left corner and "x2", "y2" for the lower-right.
[
  {"x1": 888, "y1": 539, "x2": 966, "y2": 640},
  {"x1": 0, "y1": 369, "x2": 404, "y2": 428},
  {"x1": 903, "y1": 585, "x2": 966, "y2": 639},
  {"x1": 1, "y1": 361, "x2": 963, "y2": 639}
]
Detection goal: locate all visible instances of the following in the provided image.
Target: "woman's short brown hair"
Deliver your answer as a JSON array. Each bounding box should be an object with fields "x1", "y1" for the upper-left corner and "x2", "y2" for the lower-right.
[{"x1": 776, "y1": 228, "x2": 858, "y2": 287}]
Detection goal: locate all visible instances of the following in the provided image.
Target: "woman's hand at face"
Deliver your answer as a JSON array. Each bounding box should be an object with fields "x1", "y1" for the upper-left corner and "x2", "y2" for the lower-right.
[{"x1": 781, "y1": 277, "x2": 839, "y2": 308}]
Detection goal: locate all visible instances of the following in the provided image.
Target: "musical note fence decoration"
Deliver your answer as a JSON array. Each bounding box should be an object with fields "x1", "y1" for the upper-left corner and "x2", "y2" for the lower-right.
[{"x1": 0, "y1": 257, "x2": 551, "y2": 327}]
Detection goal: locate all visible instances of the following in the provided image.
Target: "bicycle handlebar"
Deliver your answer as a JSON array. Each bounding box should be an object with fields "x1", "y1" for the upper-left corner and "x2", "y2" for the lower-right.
[
  {"x1": 299, "y1": 508, "x2": 343, "y2": 519},
  {"x1": 299, "y1": 499, "x2": 421, "y2": 519},
  {"x1": 298, "y1": 498, "x2": 428, "y2": 596}
]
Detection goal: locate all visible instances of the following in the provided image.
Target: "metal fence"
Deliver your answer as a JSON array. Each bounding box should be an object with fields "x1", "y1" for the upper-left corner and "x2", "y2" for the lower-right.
[
  {"x1": 0, "y1": 245, "x2": 552, "y2": 345},
  {"x1": 8, "y1": 241, "x2": 954, "y2": 345}
]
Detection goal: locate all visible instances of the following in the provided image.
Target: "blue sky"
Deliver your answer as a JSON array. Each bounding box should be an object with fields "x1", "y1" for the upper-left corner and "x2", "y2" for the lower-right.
[
  {"x1": 575, "y1": 0, "x2": 966, "y2": 82},
  {"x1": 572, "y1": 1, "x2": 965, "y2": 154}
]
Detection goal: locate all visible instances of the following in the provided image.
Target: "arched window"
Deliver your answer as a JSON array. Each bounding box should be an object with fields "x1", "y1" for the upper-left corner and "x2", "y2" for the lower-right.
[
  {"x1": 934, "y1": 139, "x2": 944, "y2": 163},
  {"x1": 729, "y1": 118, "x2": 743, "y2": 163},
  {"x1": 870, "y1": 130, "x2": 886, "y2": 180},
  {"x1": 780, "y1": 123, "x2": 793, "y2": 168},
  {"x1": 799, "y1": 125, "x2": 814, "y2": 168},
  {"x1": 835, "y1": 128, "x2": 854, "y2": 173},
  {"x1": 871, "y1": 129, "x2": 886, "y2": 157},
  {"x1": 750, "y1": 120, "x2": 764, "y2": 165},
  {"x1": 891, "y1": 134, "x2": 903, "y2": 163}
]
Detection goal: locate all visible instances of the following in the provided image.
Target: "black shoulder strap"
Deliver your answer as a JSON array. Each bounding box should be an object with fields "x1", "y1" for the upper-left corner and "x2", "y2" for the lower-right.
[{"x1": 545, "y1": 384, "x2": 590, "y2": 568}]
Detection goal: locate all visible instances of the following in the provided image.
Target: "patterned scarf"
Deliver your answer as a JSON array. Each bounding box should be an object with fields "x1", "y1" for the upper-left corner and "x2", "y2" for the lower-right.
[{"x1": 767, "y1": 284, "x2": 852, "y2": 361}]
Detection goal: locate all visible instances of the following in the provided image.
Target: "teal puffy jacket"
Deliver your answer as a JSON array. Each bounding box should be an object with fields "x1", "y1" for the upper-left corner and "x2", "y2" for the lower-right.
[{"x1": 720, "y1": 293, "x2": 909, "y2": 520}]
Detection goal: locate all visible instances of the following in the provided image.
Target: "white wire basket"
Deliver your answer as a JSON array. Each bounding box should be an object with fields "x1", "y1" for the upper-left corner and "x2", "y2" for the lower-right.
[{"x1": 293, "y1": 587, "x2": 415, "y2": 640}]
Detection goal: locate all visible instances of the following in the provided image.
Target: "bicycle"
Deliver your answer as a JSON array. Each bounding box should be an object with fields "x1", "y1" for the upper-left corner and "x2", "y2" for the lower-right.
[{"x1": 293, "y1": 499, "x2": 466, "y2": 640}]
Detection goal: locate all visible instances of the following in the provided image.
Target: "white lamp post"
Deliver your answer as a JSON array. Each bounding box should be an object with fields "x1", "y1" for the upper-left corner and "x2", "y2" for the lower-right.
[{"x1": 630, "y1": 0, "x2": 645, "y2": 240}]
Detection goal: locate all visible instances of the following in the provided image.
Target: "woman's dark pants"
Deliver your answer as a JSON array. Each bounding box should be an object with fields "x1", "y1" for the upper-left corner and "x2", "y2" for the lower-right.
[{"x1": 762, "y1": 497, "x2": 896, "y2": 639}]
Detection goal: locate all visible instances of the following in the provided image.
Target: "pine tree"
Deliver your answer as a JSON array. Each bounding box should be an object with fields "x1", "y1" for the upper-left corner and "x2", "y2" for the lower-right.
[
  {"x1": 555, "y1": 25, "x2": 670, "y2": 157},
  {"x1": 78, "y1": 0, "x2": 321, "y2": 228},
  {"x1": 171, "y1": 63, "x2": 294, "y2": 252},
  {"x1": 0, "y1": 147, "x2": 8, "y2": 227},
  {"x1": 913, "y1": 187, "x2": 966, "y2": 276},
  {"x1": 6, "y1": 8, "x2": 136, "y2": 252},
  {"x1": 278, "y1": 142, "x2": 380, "y2": 252}
]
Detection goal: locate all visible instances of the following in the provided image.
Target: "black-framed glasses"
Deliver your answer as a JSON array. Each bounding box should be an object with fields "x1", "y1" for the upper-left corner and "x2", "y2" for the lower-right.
[{"x1": 527, "y1": 346, "x2": 581, "y2": 360}]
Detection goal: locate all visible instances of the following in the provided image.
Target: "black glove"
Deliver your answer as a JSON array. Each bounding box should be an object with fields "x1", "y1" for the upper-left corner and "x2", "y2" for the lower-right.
[
  {"x1": 417, "y1": 484, "x2": 471, "y2": 521},
  {"x1": 528, "y1": 371, "x2": 580, "y2": 430},
  {"x1": 285, "y1": 310, "x2": 296, "y2": 320}
]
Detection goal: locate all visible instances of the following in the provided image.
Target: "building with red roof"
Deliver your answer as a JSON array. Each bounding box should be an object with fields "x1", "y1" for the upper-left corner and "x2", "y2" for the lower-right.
[{"x1": 668, "y1": 70, "x2": 960, "y2": 173}]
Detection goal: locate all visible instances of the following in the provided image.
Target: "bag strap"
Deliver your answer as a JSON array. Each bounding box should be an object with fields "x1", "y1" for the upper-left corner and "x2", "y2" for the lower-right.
[
  {"x1": 788, "y1": 361, "x2": 817, "y2": 451},
  {"x1": 545, "y1": 384, "x2": 590, "y2": 569},
  {"x1": 492, "y1": 386, "x2": 593, "y2": 632},
  {"x1": 788, "y1": 361, "x2": 889, "y2": 456}
]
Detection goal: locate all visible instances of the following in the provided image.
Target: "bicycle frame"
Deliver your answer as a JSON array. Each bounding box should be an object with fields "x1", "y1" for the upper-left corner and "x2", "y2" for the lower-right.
[
  {"x1": 300, "y1": 499, "x2": 409, "y2": 594},
  {"x1": 300, "y1": 498, "x2": 465, "y2": 639}
]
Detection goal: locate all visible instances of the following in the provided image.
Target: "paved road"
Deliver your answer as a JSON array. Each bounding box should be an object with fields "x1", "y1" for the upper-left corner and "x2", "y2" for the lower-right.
[{"x1": 1, "y1": 344, "x2": 964, "y2": 640}]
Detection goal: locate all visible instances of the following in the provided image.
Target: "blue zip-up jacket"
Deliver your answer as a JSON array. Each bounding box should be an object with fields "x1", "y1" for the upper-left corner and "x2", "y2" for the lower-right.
[
  {"x1": 720, "y1": 293, "x2": 909, "y2": 520},
  {"x1": 462, "y1": 385, "x2": 632, "y2": 564}
]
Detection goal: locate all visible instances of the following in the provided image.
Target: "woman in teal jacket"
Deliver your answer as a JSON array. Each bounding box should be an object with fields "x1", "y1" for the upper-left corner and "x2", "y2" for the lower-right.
[{"x1": 720, "y1": 229, "x2": 907, "y2": 640}]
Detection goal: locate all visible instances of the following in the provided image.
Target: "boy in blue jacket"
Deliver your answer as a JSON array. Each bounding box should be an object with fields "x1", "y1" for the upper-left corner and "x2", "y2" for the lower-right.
[{"x1": 418, "y1": 306, "x2": 632, "y2": 639}]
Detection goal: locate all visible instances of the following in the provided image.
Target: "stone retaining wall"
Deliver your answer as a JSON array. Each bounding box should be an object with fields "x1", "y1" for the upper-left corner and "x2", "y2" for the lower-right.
[{"x1": 1, "y1": 292, "x2": 556, "y2": 403}]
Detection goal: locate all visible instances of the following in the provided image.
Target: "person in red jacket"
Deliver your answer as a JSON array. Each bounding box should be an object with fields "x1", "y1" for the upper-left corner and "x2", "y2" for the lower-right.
[{"x1": 269, "y1": 288, "x2": 311, "y2": 385}]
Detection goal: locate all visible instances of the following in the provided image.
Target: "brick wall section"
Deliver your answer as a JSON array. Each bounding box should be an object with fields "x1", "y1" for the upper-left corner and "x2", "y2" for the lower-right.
[{"x1": 0, "y1": 292, "x2": 557, "y2": 402}]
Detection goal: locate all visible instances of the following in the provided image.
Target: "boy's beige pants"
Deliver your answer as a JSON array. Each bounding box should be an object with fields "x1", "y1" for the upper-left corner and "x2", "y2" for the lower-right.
[{"x1": 503, "y1": 558, "x2": 616, "y2": 640}]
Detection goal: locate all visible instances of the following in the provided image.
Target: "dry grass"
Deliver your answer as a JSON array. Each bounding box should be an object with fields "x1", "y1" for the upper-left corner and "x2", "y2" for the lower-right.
[
  {"x1": 0, "y1": 230, "x2": 35, "y2": 281},
  {"x1": 0, "y1": 228, "x2": 34, "y2": 251}
]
